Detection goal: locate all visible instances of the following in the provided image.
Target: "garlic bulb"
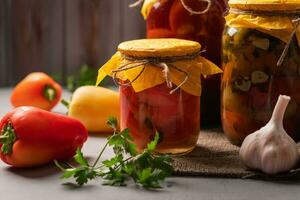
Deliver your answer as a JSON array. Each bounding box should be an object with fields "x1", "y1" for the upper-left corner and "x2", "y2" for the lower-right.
[{"x1": 239, "y1": 95, "x2": 299, "y2": 174}]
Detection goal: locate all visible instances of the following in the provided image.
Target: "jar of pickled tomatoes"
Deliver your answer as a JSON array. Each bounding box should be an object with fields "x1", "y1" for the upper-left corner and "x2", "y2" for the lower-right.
[
  {"x1": 221, "y1": 0, "x2": 300, "y2": 145},
  {"x1": 97, "y1": 39, "x2": 222, "y2": 154},
  {"x1": 141, "y1": 0, "x2": 227, "y2": 126}
]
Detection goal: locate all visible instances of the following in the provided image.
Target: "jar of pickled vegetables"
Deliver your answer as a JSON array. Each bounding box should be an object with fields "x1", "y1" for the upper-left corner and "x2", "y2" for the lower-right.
[
  {"x1": 221, "y1": 0, "x2": 300, "y2": 145},
  {"x1": 97, "y1": 39, "x2": 222, "y2": 154},
  {"x1": 141, "y1": 0, "x2": 228, "y2": 126}
]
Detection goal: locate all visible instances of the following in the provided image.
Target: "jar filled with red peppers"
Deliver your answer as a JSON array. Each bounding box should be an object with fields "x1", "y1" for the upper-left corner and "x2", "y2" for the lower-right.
[
  {"x1": 221, "y1": 0, "x2": 300, "y2": 145},
  {"x1": 141, "y1": 0, "x2": 227, "y2": 126},
  {"x1": 97, "y1": 39, "x2": 222, "y2": 154}
]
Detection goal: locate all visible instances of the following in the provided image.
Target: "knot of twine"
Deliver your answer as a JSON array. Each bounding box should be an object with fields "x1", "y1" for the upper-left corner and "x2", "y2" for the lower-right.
[
  {"x1": 228, "y1": 8, "x2": 300, "y2": 67},
  {"x1": 112, "y1": 50, "x2": 203, "y2": 94},
  {"x1": 130, "y1": 0, "x2": 212, "y2": 15}
]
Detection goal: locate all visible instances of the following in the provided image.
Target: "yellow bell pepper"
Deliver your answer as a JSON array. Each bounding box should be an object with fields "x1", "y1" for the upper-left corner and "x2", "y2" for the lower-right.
[{"x1": 68, "y1": 86, "x2": 120, "y2": 133}]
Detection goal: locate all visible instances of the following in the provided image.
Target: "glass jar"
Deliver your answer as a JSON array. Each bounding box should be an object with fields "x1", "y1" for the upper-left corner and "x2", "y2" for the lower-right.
[
  {"x1": 97, "y1": 38, "x2": 222, "y2": 154},
  {"x1": 221, "y1": 0, "x2": 300, "y2": 145},
  {"x1": 143, "y1": 0, "x2": 227, "y2": 126}
]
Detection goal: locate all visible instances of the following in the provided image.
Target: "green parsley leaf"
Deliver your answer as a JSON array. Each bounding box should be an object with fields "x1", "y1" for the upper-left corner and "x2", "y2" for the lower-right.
[
  {"x1": 74, "y1": 168, "x2": 97, "y2": 186},
  {"x1": 102, "y1": 154, "x2": 123, "y2": 168},
  {"x1": 138, "y1": 168, "x2": 152, "y2": 182},
  {"x1": 122, "y1": 162, "x2": 134, "y2": 175},
  {"x1": 61, "y1": 168, "x2": 81, "y2": 179},
  {"x1": 125, "y1": 142, "x2": 137, "y2": 157},
  {"x1": 107, "y1": 116, "x2": 118, "y2": 130},
  {"x1": 152, "y1": 155, "x2": 173, "y2": 176},
  {"x1": 107, "y1": 128, "x2": 137, "y2": 156},
  {"x1": 120, "y1": 128, "x2": 133, "y2": 141},
  {"x1": 74, "y1": 148, "x2": 89, "y2": 167},
  {"x1": 147, "y1": 132, "x2": 159, "y2": 152},
  {"x1": 102, "y1": 168, "x2": 126, "y2": 186}
]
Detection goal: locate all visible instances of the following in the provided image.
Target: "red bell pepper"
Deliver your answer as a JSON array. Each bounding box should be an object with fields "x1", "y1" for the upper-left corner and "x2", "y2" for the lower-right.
[
  {"x1": 10, "y1": 72, "x2": 62, "y2": 111},
  {"x1": 0, "y1": 107, "x2": 88, "y2": 167}
]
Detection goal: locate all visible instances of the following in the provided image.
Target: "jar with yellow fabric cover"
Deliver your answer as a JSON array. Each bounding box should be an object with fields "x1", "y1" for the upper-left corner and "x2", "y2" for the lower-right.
[
  {"x1": 97, "y1": 39, "x2": 222, "y2": 154},
  {"x1": 221, "y1": 0, "x2": 300, "y2": 145}
]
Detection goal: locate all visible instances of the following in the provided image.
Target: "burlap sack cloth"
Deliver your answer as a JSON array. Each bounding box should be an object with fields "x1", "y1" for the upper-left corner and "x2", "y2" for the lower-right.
[{"x1": 172, "y1": 129, "x2": 300, "y2": 180}]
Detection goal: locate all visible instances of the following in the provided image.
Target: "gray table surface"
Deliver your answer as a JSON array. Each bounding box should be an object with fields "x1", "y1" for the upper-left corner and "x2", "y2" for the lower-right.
[{"x1": 0, "y1": 87, "x2": 300, "y2": 200}]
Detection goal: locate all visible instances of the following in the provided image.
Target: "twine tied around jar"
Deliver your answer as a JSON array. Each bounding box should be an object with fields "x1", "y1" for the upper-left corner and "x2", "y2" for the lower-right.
[
  {"x1": 111, "y1": 50, "x2": 204, "y2": 94},
  {"x1": 228, "y1": 8, "x2": 300, "y2": 67},
  {"x1": 130, "y1": 0, "x2": 212, "y2": 15},
  {"x1": 277, "y1": 18, "x2": 300, "y2": 67}
]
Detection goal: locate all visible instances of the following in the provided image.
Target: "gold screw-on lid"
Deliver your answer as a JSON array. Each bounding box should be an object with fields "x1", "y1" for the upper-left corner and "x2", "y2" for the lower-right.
[{"x1": 118, "y1": 39, "x2": 201, "y2": 58}]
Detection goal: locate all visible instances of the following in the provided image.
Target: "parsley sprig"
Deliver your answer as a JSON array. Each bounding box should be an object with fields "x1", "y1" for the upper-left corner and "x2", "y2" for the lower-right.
[{"x1": 55, "y1": 117, "x2": 173, "y2": 189}]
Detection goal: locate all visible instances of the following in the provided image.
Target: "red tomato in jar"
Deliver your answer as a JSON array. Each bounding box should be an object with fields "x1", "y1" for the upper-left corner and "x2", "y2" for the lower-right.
[
  {"x1": 147, "y1": 28, "x2": 176, "y2": 38},
  {"x1": 120, "y1": 86, "x2": 139, "y2": 114},
  {"x1": 147, "y1": 0, "x2": 173, "y2": 30},
  {"x1": 169, "y1": 0, "x2": 204, "y2": 37},
  {"x1": 122, "y1": 109, "x2": 153, "y2": 150},
  {"x1": 139, "y1": 84, "x2": 179, "y2": 106}
]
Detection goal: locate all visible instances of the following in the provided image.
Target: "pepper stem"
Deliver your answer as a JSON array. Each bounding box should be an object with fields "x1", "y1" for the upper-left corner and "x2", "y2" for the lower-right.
[
  {"x1": 43, "y1": 84, "x2": 57, "y2": 101},
  {"x1": 0, "y1": 123, "x2": 17, "y2": 155},
  {"x1": 0, "y1": 135, "x2": 10, "y2": 140},
  {"x1": 61, "y1": 99, "x2": 70, "y2": 109}
]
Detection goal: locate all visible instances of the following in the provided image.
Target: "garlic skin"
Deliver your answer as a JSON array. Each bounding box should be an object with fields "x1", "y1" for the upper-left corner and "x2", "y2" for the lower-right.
[{"x1": 239, "y1": 95, "x2": 299, "y2": 174}]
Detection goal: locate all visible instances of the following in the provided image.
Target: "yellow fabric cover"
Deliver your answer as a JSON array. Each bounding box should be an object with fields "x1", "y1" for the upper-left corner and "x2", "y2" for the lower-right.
[
  {"x1": 227, "y1": 0, "x2": 300, "y2": 45},
  {"x1": 97, "y1": 39, "x2": 222, "y2": 96},
  {"x1": 226, "y1": 14, "x2": 300, "y2": 45},
  {"x1": 96, "y1": 52, "x2": 222, "y2": 96}
]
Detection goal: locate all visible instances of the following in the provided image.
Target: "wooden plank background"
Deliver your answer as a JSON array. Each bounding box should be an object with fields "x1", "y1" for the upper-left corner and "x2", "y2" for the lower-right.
[{"x1": 0, "y1": 0, "x2": 145, "y2": 86}]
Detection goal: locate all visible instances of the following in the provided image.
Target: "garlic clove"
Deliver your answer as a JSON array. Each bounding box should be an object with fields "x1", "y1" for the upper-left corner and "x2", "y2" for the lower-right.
[
  {"x1": 239, "y1": 95, "x2": 299, "y2": 175},
  {"x1": 239, "y1": 133, "x2": 261, "y2": 170}
]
